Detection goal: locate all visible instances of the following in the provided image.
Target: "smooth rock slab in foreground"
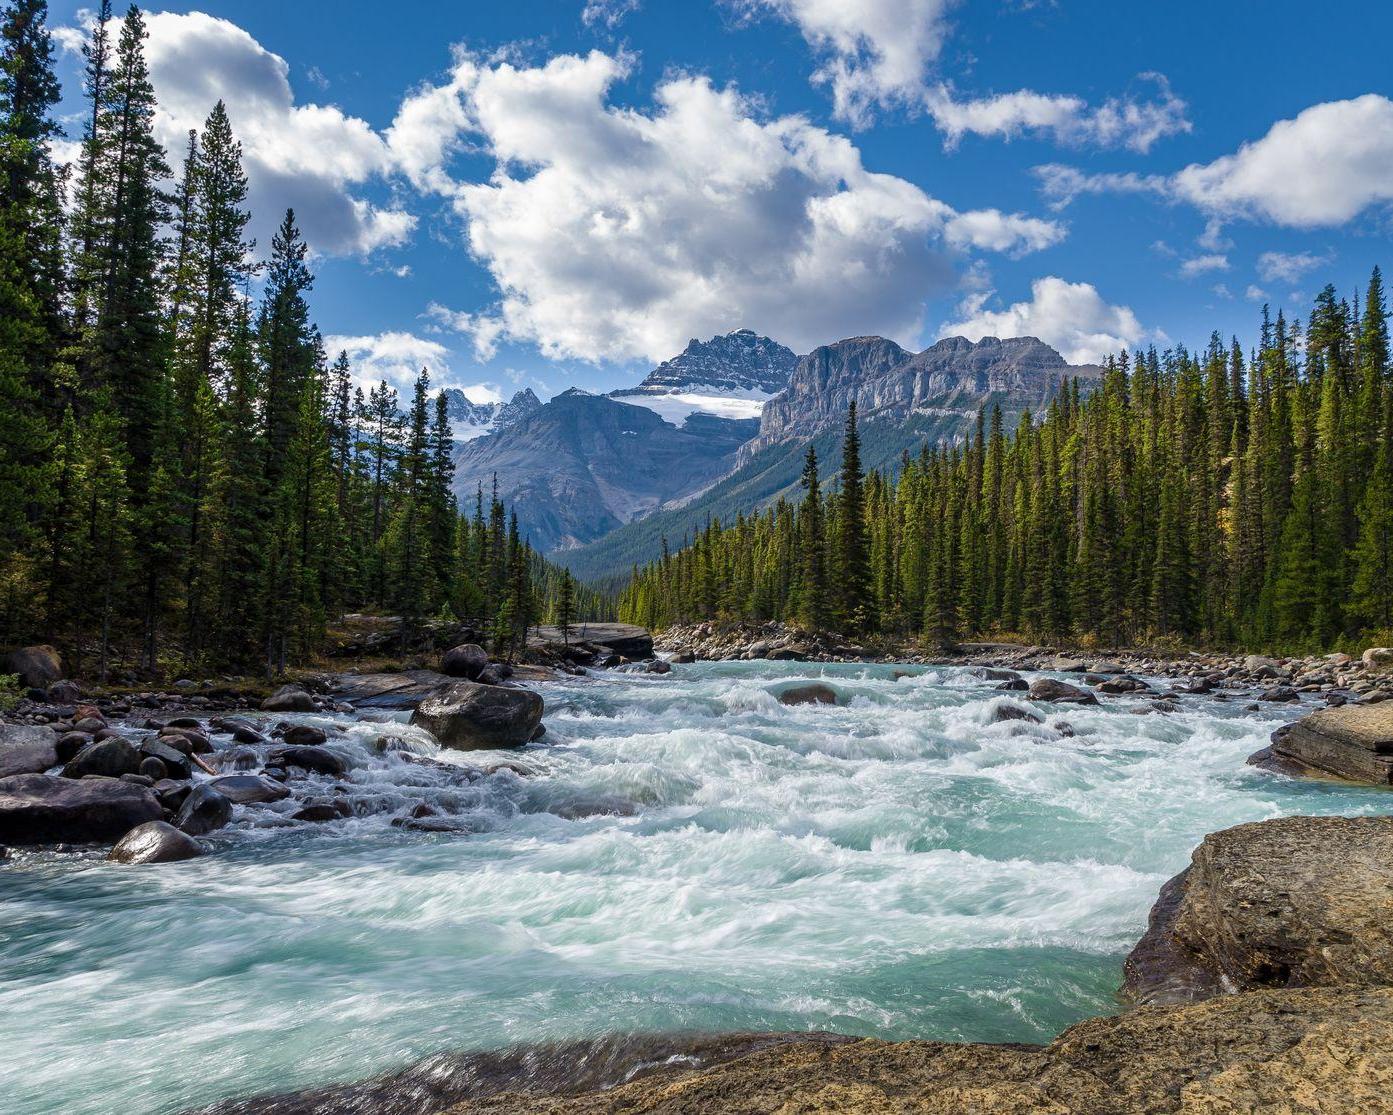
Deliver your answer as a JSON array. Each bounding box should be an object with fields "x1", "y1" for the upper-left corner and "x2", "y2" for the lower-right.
[
  {"x1": 1251, "y1": 703, "x2": 1393, "y2": 784},
  {"x1": 1124, "y1": 815, "x2": 1393, "y2": 1006},
  {"x1": 0, "y1": 773, "x2": 162, "y2": 844},
  {"x1": 410, "y1": 681, "x2": 543, "y2": 751}
]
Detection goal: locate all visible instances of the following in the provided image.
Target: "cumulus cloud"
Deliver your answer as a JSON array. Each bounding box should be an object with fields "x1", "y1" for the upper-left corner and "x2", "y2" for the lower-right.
[
  {"x1": 1037, "y1": 95, "x2": 1393, "y2": 230},
  {"x1": 582, "y1": 0, "x2": 641, "y2": 28},
  {"x1": 324, "y1": 331, "x2": 451, "y2": 397},
  {"x1": 56, "y1": 12, "x2": 414, "y2": 256},
  {"x1": 1256, "y1": 250, "x2": 1333, "y2": 284},
  {"x1": 939, "y1": 276, "x2": 1150, "y2": 365},
  {"x1": 1179, "y1": 254, "x2": 1229, "y2": 278},
  {"x1": 387, "y1": 50, "x2": 1063, "y2": 363}
]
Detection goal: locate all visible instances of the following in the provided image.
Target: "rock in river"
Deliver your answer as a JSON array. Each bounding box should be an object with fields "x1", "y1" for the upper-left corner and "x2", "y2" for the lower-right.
[
  {"x1": 207, "y1": 774, "x2": 291, "y2": 804},
  {"x1": 1123, "y1": 815, "x2": 1393, "y2": 1006},
  {"x1": 777, "y1": 682, "x2": 839, "y2": 707},
  {"x1": 107, "y1": 820, "x2": 205, "y2": 864},
  {"x1": 268, "y1": 745, "x2": 347, "y2": 776},
  {"x1": 410, "y1": 680, "x2": 543, "y2": 751},
  {"x1": 1250, "y1": 702, "x2": 1393, "y2": 784},
  {"x1": 61, "y1": 737, "x2": 140, "y2": 780},
  {"x1": 0, "y1": 773, "x2": 162, "y2": 844},
  {"x1": 175, "y1": 784, "x2": 233, "y2": 835},
  {"x1": 0, "y1": 724, "x2": 59, "y2": 778},
  {"x1": 261, "y1": 684, "x2": 316, "y2": 712},
  {"x1": 440, "y1": 643, "x2": 490, "y2": 680},
  {"x1": 1027, "y1": 678, "x2": 1100, "y2": 705}
]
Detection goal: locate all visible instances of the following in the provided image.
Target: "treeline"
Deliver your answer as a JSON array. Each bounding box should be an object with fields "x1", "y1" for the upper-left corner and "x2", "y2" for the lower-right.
[
  {"x1": 621, "y1": 275, "x2": 1393, "y2": 652},
  {"x1": 0, "y1": 2, "x2": 600, "y2": 678}
]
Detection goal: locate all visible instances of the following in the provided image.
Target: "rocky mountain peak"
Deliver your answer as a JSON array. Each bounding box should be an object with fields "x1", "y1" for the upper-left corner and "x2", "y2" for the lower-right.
[{"x1": 623, "y1": 329, "x2": 798, "y2": 396}]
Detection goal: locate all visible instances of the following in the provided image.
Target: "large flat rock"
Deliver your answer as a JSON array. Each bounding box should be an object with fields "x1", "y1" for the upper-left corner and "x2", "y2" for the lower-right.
[
  {"x1": 529, "y1": 623, "x2": 652, "y2": 660},
  {"x1": 1124, "y1": 815, "x2": 1393, "y2": 1006},
  {"x1": 1254, "y1": 704, "x2": 1393, "y2": 784},
  {"x1": 0, "y1": 724, "x2": 59, "y2": 778},
  {"x1": 331, "y1": 670, "x2": 452, "y2": 710},
  {"x1": 0, "y1": 773, "x2": 162, "y2": 844}
]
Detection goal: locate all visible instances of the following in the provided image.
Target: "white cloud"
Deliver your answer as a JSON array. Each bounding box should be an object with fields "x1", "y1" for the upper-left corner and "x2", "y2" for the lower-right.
[
  {"x1": 1212, "y1": 283, "x2": 1233, "y2": 300},
  {"x1": 926, "y1": 74, "x2": 1189, "y2": 153},
  {"x1": 325, "y1": 331, "x2": 451, "y2": 397},
  {"x1": 1038, "y1": 95, "x2": 1393, "y2": 230},
  {"x1": 92, "y1": 12, "x2": 416, "y2": 256},
  {"x1": 1179, "y1": 254, "x2": 1229, "y2": 278},
  {"x1": 1256, "y1": 250, "x2": 1333, "y2": 284},
  {"x1": 388, "y1": 50, "x2": 1063, "y2": 363},
  {"x1": 1246, "y1": 285, "x2": 1269, "y2": 302},
  {"x1": 582, "y1": 0, "x2": 641, "y2": 27},
  {"x1": 939, "y1": 276, "x2": 1149, "y2": 365}
]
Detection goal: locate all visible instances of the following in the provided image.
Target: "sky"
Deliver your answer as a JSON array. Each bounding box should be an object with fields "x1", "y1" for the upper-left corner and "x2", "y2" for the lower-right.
[{"x1": 44, "y1": 0, "x2": 1393, "y2": 403}]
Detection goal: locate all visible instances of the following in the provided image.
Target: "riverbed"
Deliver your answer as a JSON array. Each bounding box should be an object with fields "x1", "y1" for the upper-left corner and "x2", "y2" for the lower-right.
[{"x1": 2, "y1": 661, "x2": 1387, "y2": 1114}]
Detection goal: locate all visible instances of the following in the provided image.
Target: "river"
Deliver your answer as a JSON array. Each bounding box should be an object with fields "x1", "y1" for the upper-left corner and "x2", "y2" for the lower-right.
[{"x1": 2, "y1": 660, "x2": 1386, "y2": 1113}]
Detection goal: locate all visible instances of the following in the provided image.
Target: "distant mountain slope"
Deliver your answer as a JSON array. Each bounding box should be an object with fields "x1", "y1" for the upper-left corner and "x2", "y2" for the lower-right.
[
  {"x1": 611, "y1": 329, "x2": 797, "y2": 425},
  {"x1": 451, "y1": 389, "x2": 757, "y2": 553},
  {"x1": 559, "y1": 335, "x2": 1103, "y2": 586},
  {"x1": 442, "y1": 387, "x2": 541, "y2": 441}
]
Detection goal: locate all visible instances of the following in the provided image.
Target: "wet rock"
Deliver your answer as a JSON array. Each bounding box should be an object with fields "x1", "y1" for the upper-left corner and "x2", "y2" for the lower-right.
[
  {"x1": 671, "y1": 651, "x2": 696, "y2": 664},
  {"x1": 990, "y1": 702, "x2": 1042, "y2": 725},
  {"x1": 72, "y1": 716, "x2": 106, "y2": 735},
  {"x1": 107, "y1": 820, "x2": 205, "y2": 864},
  {"x1": 120, "y1": 773, "x2": 155, "y2": 787},
  {"x1": 158, "y1": 727, "x2": 213, "y2": 754},
  {"x1": 1095, "y1": 676, "x2": 1151, "y2": 695},
  {"x1": 207, "y1": 774, "x2": 291, "y2": 804},
  {"x1": 546, "y1": 794, "x2": 639, "y2": 820},
  {"x1": 269, "y1": 745, "x2": 347, "y2": 776},
  {"x1": 4, "y1": 644, "x2": 63, "y2": 689},
  {"x1": 476, "y1": 665, "x2": 509, "y2": 687},
  {"x1": 291, "y1": 802, "x2": 346, "y2": 823},
  {"x1": 230, "y1": 725, "x2": 268, "y2": 745},
  {"x1": 138, "y1": 757, "x2": 167, "y2": 781},
  {"x1": 1124, "y1": 815, "x2": 1393, "y2": 1007},
  {"x1": 0, "y1": 724, "x2": 58, "y2": 778},
  {"x1": 1252, "y1": 703, "x2": 1393, "y2": 784},
  {"x1": 766, "y1": 646, "x2": 808, "y2": 661},
  {"x1": 166, "y1": 716, "x2": 203, "y2": 730},
  {"x1": 218, "y1": 746, "x2": 260, "y2": 771},
  {"x1": 1027, "y1": 678, "x2": 1099, "y2": 705},
  {"x1": 154, "y1": 780, "x2": 192, "y2": 812},
  {"x1": 777, "y1": 682, "x2": 840, "y2": 707},
  {"x1": 138, "y1": 739, "x2": 193, "y2": 780},
  {"x1": 61, "y1": 738, "x2": 140, "y2": 780},
  {"x1": 1259, "y1": 685, "x2": 1299, "y2": 702},
  {"x1": 261, "y1": 685, "x2": 316, "y2": 713},
  {"x1": 995, "y1": 677, "x2": 1028, "y2": 692},
  {"x1": 278, "y1": 724, "x2": 328, "y2": 747},
  {"x1": 441, "y1": 643, "x2": 490, "y2": 680},
  {"x1": 645, "y1": 659, "x2": 671, "y2": 674},
  {"x1": 54, "y1": 732, "x2": 91, "y2": 763},
  {"x1": 410, "y1": 681, "x2": 544, "y2": 751},
  {"x1": 973, "y1": 667, "x2": 1020, "y2": 682},
  {"x1": 46, "y1": 680, "x2": 81, "y2": 704},
  {"x1": 0, "y1": 773, "x2": 161, "y2": 844},
  {"x1": 175, "y1": 784, "x2": 234, "y2": 835}
]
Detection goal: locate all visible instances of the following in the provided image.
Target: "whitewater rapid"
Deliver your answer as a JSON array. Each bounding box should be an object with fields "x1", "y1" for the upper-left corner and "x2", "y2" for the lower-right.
[{"x1": 2, "y1": 661, "x2": 1387, "y2": 1114}]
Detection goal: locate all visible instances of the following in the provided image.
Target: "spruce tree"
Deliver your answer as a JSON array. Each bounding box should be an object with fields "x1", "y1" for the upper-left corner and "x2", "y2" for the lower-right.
[{"x1": 835, "y1": 402, "x2": 874, "y2": 634}]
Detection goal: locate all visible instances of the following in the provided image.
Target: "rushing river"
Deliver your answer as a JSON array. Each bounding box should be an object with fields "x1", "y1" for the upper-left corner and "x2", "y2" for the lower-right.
[{"x1": 2, "y1": 660, "x2": 1388, "y2": 1114}]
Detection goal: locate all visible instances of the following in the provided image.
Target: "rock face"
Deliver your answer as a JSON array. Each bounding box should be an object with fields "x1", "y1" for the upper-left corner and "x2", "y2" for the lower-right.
[
  {"x1": 0, "y1": 773, "x2": 162, "y2": 843},
  {"x1": 411, "y1": 681, "x2": 544, "y2": 750},
  {"x1": 1124, "y1": 816, "x2": 1393, "y2": 1006},
  {"x1": 4, "y1": 644, "x2": 63, "y2": 689},
  {"x1": 1252, "y1": 703, "x2": 1393, "y2": 784},
  {"x1": 441, "y1": 387, "x2": 542, "y2": 441},
  {"x1": 0, "y1": 724, "x2": 58, "y2": 778},
  {"x1": 614, "y1": 329, "x2": 798, "y2": 399},
  {"x1": 107, "y1": 820, "x2": 205, "y2": 864}
]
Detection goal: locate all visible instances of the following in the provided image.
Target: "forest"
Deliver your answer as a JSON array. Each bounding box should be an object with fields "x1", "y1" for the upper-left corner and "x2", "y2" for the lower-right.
[
  {"x1": 0, "y1": 2, "x2": 599, "y2": 680},
  {"x1": 621, "y1": 279, "x2": 1393, "y2": 653}
]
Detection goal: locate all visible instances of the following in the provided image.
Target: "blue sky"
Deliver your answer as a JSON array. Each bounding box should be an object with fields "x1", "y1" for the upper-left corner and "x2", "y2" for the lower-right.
[{"x1": 46, "y1": 0, "x2": 1393, "y2": 401}]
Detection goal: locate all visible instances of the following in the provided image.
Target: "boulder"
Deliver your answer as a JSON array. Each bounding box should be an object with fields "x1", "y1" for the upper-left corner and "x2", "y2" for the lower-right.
[
  {"x1": 531, "y1": 623, "x2": 653, "y2": 660},
  {"x1": 174, "y1": 784, "x2": 233, "y2": 834},
  {"x1": 995, "y1": 678, "x2": 1028, "y2": 692},
  {"x1": 45, "y1": 679, "x2": 81, "y2": 704},
  {"x1": 4, "y1": 644, "x2": 63, "y2": 689},
  {"x1": 107, "y1": 820, "x2": 205, "y2": 864},
  {"x1": 1364, "y1": 647, "x2": 1393, "y2": 673},
  {"x1": 138, "y1": 739, "x2": 193, "y2": 781},
  {"x1": 645, "y1": 660, "x2": 672, "y2": 674},
  {"x1": 671, "y1": 651, "x2": 696, "y2": 664},
  {"x1": 777, "y1": 683, "x2": 839, "y2": 707},
  {"x1": 1252, "y1": 704, "x2": 1393, "y2": 785},
  {"x1": 138, "y1": 757, "x2": 167, "y2": 781},
  {"x1": 0, "y1": 724, "x2": 58, "y2": 778},
  {"x1": 440, "y1": 643, "x2": 490, "y2": 680},
  {"x1": 410, "y1": 681, "x2": 544, "y2": 751},
  {"x1": 1027, "y1": 678, "x2": 1099, "y2": 705},
  {"x1": 279, "y1": 724, "x2": 328, "y2": 747},
  {"x1": 54, "y1": 732, "x2": 91, "y2": 762},
  {"x1": 1124, "y1": 815, "x2": 1393, "y2": 1007},
  {"x1": 990, "y1": 702, "x2": 1042, "y2": 725},
  {"x1": 0, "y1": 773, "x2": 161, "y2": 844},
  {"x1": 291, "y1": 802, "x2": 347, "y2": 823},
  {"x1": 261, "y1": 685, "x2": 316, "y2": 713},
  {"x1": 61, "y1": 737, "x2": 141, "y2": 780},
  {"x1": 207, "y1": 774, "x2": 291, "y2": 804},
  {"x1": 269, "y1": 745, "x2": 347, "y2": 776}
]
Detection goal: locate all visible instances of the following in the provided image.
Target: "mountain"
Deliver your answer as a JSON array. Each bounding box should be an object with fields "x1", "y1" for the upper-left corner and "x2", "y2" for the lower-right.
[
  {"x1": 610, "y1": 329, "x2": 798, "y2": 425},
  {"x1": 441, "y1": 387, "x2": 542, "y2": 442},
  {"x1": 451, "y1": 389, "x2": 758, "y2": 553},
  {"x1": 558, "y1": 335, "x2": 1103, "y2": 586}
]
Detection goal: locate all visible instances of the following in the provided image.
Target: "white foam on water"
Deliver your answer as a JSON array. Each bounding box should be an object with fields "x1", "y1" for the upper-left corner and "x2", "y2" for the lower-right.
[{"x1": 2, "y1": 660, "x2": 1388, "y2": 1114}]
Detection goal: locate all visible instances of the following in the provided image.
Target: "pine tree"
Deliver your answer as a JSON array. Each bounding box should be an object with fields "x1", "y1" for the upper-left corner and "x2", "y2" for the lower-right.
[
  {"x1": 797, "y1": 445, "x2": 829, "y2": 630},
  {"x1": 835, "y1": 401, "x2": 874, "y2": 634}
]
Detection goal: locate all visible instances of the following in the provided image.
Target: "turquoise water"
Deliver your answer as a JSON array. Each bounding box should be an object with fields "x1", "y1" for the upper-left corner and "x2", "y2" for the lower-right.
[{"x1": 2, "y1": 661, "x2": 1388, "y2": 1113}]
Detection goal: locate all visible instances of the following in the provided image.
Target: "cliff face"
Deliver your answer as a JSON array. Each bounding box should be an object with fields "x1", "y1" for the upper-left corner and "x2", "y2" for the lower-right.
[
  {"x1": 743, "y1": 334, "x2": 1102, "y2": 463},
  {"x1": 615, "y1": 329, "x2": 797, "y2": 397}
]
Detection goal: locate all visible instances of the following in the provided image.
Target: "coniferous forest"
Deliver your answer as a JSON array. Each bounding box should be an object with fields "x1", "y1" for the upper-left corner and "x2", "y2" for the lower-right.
[
  {"x1": 0, "y1": 2, "x2": 600, "y2": 680},
  {"x1": 621, "y1": 281, "x2": 1393, "y2": 653}
]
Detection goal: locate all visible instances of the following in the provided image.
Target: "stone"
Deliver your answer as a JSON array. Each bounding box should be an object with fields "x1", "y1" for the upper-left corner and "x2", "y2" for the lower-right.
[
  {"x1": 766, "y1": 646, "x2": 808, "y2": 661},
  {"x1": 410, "y1": 681, "x2": 544, "y2": 751},
  {"x1": 994, "y1": 678, "x2": 1028, "y2": 692},
  {"x1": 269, "y1": 745, "x2": 347, "y2": 776},
  {"x1": 0, "y1": 773, "x2": 161, "y2": 844},
  {"x1": 1259, "y1": 685, "x2": 1299, "y2": 702},
  {"x1": 0, "y1": 724, "x2": 58, "y2": 778},
  {"x1": 476, "y1": 665, "x2": 509, "y2": 687},
  {"x1": 138, "y1": 739, "x2": 193, "y2": 780},
  {"x1": 206, "y1": 774, "x2": 291, "y2": 804},
  {"x1": 45, "y1": 680, "x2": 81, "y2": 704},
  {"x1": 154, "y1": 780, "x2": 192, "y2": 812},
  {"x1": 1027, "y1": 678, "x2": 1099, "y2": 705},
  {"x1": 107, "y1": 820, "x2": 205, "y2": 864},
  {"x1": 174, "y1": 784, "x2": 234, "y2": 835},
  {"x1": 990, "y1": 702, "x2": 1042, "y2": 725},
  {"x1": 279, "y1": 724, "x2": 328, "y2": 747},
  {"x1": 645, "y1": 659, "x2": 671, "y2": 674},
  {"x1": 61, "y1": 737, "x2": 140, "y2": 780},
  {"x1": 531, "y1": 623, "x2": 653, "y2": 660},
  {"x1": 54, "y1": 732, "x2": 91, "y2": 762},
  {"x1": 261, "y1": 685, "x2": 316, "y2": 713},
  {"x1": 138, "y1": 757, "x2": 167, "y2": 781},
  {"x1": 1124, "y1": 815, "x2": 1393, "y2": 1007},
  {"x1": 1244, "y1": 654, "x2": 1282, "y2": 674},
  {"x1": 1255, "y1": 703, "x2": 1393, "y2": 785},
  {"x1": 440, "y1": 643, "x2": 490, "y2": 680},
  {"x1": 3, "y1": 644, "x2": 63, "y2": 689},
  {"x1": 291, "y1": 802, "x2": 346, "y2": 823},
  {"x1": 72, "y1": 716, "x2": 106, "y2": 735},
  {"x1": 1363, "y1": 647, "x2": 1393, "y2": 673},
  {"x1": 777, "y1": 683, "x2": 839, "y2": 707},
  {"x1": 671, "y1": 651, "x2": 696, "y2": 664}
]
